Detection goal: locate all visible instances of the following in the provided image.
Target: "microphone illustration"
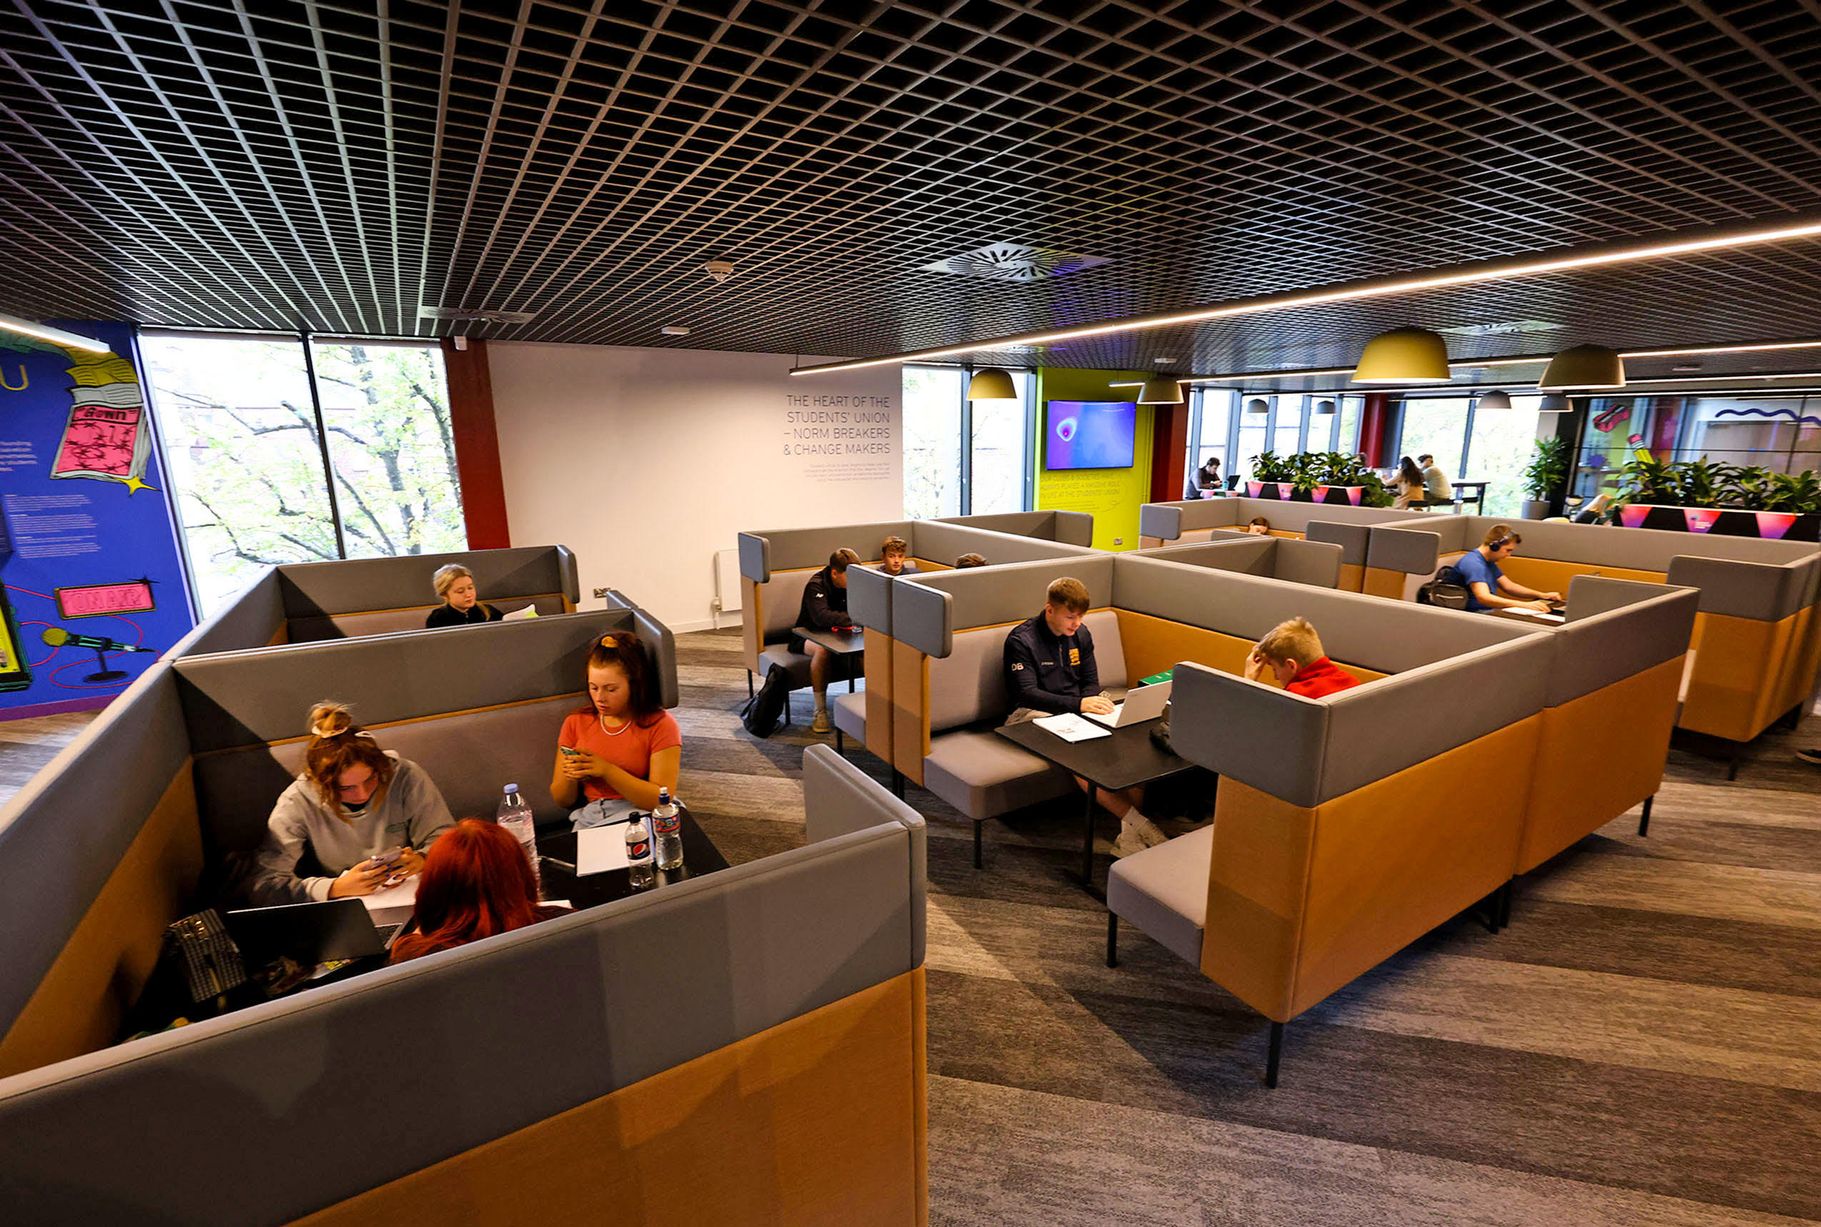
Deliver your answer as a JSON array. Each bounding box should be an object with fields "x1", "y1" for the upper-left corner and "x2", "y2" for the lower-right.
[
  {"x1": 41, "y1": 625, "x2": 157, "y2": 684},
  {"x1": 41, "y1": 627, "x2": 153, "y2": 654}
]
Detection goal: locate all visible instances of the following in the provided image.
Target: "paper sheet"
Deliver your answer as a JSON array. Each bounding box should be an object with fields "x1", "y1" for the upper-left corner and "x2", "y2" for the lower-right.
[
  {"x1": 502, "y1": 604, "x2": 539, "y2": 621},
  {"x1": 577, "y1": 826, "x2": 633, "y2": 875},
  {"x1": 360, "y1": 873, "x2": 419, "y2": 921},
  {"x1": 1032, "y1": 712, "x2": 1111, "y2": 742}
]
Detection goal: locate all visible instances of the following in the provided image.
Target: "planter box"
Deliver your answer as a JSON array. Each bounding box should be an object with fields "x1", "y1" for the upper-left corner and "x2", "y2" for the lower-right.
[
  {"x1": 1243, "y1": 482, "x2": 1366, "y2": 506},
  {"x1": 1615, "y1": 504, "x2": 1821, "y2": 541}
]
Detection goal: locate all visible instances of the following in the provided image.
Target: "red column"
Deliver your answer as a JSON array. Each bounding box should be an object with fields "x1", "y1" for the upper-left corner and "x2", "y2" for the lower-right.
[
  {"x1": 1358, "y1": 393, "x2": 1393, "y2": 467},
  {"x1": 440, "y1": 338, "x2": 512, "y2": 549},
  {"x1": 1149, "y1": 402, "x2": 1189, "y2": 502}
]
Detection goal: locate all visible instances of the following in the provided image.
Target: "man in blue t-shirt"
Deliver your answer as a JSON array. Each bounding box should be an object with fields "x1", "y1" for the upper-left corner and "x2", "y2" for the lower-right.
[{"x1": 1454, "y1": 526, "x2": 1562, "y2": 613}]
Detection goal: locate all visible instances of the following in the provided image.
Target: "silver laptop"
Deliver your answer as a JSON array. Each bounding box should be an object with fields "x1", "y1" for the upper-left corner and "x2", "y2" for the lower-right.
[{"x1": 1084, "y1": 680, "x2": 1173, "y2": 729}]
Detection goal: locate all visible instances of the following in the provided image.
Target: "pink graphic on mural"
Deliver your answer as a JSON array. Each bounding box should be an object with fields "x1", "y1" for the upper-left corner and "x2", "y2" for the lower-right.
[
  {"x1": 1683, "y1": 508, "x2": 1721, "y2": 533},
  {"x1": 55, "y1": 579, "x2": 158, "y2": 619}
]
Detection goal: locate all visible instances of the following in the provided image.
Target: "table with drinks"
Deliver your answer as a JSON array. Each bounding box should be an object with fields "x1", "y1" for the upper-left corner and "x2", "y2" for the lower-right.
[{"x1": 535, "y1": 796, "x2": 729, "y2": 908}]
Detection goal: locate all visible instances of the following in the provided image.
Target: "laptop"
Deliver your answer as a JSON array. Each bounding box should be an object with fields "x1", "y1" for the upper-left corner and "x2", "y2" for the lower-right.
[
  {"x1": 1084, "y1": 680, "x2": 1173, "y2": 729},
  {"x1": 226, "y1": 898, "x2": 389, "y2": 966}
]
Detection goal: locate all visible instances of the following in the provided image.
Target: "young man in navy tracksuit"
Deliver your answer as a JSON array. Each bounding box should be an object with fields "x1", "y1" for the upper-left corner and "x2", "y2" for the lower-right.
[{"x1": 1003, "y1": 576, "x2": 1168, "y2": 858}]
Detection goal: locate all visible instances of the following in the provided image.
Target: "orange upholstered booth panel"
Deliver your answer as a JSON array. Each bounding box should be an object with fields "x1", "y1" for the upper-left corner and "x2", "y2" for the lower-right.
[
  {"x1": 1682, "y1": 611, "x2": 1798, "y2": 742},
  {"x1": 297, "y1": 969, "x2": 929, "y2": 1227},
  {"x1": 1520, "y1": 655, "x2": 1682, "y2": 874},
  {"x1": 1201, "y1": 718, "x2": 1539, "y2": 1023}
]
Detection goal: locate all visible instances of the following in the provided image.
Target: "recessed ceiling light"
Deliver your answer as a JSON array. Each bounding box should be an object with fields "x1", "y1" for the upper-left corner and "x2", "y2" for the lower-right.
[
  {"x1": 661, "y1": 324, "x2": 692, "y2": 336},
  {"x1": 793, "y1": 216, "x2": 1821, "y2": 376}
]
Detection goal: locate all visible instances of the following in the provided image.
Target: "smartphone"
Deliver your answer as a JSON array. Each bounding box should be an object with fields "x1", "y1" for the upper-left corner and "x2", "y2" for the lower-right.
[
  {"x1": 558, "y1": 745, "x2": 582, "y2": 757},
  {"x1": 367, "y1": 847, "x2": 404, "y2": 870}
]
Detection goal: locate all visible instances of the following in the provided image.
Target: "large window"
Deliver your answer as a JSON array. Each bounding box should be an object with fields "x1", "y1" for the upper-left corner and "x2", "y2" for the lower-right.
[
  {"x1": 901, "y1": 365, "x2": 1033, "y2": 518},
  {"x1": 1189, "y1": 389, "x2": 1363, "y2": 487},
  {"x1": 1395, "y1": 399, "x2": 1470, "y2": 480},
  {"x1": 142, "y1": 332, "x2": 465, "y2": 613},
  {"x1": 1465, "y1": 395, "x2": 1544, "y2": 518}
]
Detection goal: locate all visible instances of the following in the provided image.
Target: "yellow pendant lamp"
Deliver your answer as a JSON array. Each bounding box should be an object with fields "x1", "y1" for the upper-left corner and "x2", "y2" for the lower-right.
[
  {"x1": 1135, "y1": 376, "x2": 1184, "y2": 404},
  {"x1": 967, "y1": 367, "x2": 1017, "y2": 400},
  {"x1": 1538, "y1": 344, "x2": 1625, "y2": 390},
  {"x1": 1351, "y1": 327, "x2": 1451, "y2": 383}
]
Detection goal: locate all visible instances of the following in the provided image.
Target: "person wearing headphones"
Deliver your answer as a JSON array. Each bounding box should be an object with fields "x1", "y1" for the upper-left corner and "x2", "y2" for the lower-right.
[{"x1": 1455, "y1": 526, "x2": 1563, "y2": 613}]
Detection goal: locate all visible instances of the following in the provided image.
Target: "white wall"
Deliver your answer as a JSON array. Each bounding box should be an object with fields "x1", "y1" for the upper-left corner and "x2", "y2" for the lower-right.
[{"x1": 489, "y1": 342, "x2": 902, "y2": 631}]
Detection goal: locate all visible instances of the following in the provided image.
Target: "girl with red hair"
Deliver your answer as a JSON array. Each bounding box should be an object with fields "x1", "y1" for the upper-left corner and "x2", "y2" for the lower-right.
[{"x1": 390, "y1": 818, "x2": 565, "y2": 963}]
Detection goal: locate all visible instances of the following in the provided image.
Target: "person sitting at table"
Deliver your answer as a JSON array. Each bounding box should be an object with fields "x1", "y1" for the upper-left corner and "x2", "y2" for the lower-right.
[
  {"x1": 1003, "y1": 576, "x2": 1168, "y2": 858},
  {"x1": 1455, "y1": 525, "x2": 1563, "y2": 614},
  {"x1": 955, "y1": 552, "x2": 988, "y2": 568},
  {"x1": 390, "y1": 819, "x2": 568, "y2": 964},
  {"x1": 793, "y1": 547, "x2": 861, "y2": 734},
  {"x1": 1390, "y1": 455, "x2": 1427, "y2": 510},
  {"x1": 879, "y1": 535, "x2": 918, "y2": 576},
  {"x1": 1243, "y1": 617, "x2": 1360, "y2": 698},
  {"x1": 1185, "y1": 455, "x2": 1222, "y2": 500},
  {"x1": 553, "y1": 632, "x2": 682, "y2": 829},
  {"x1": 425, "y1": 563, "x2": 503, "y2": 628},
  {"x1": 1418, "y1": 454, "x2": 1454, "y2": 505},
  {"x1": 249, "y1": 701, "x2": 454, "y2": 904},
  {"x1": 1245, "y1": 516, "x2": 1271, "y2": 535}
]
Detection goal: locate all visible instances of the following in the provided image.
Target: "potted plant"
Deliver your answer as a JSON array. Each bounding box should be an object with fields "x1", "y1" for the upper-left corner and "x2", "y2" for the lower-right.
[
  {"x1": 1521, "y1": 436, "x2": 1571, "y2": 520},
  {"x1": 1614, "y1": 454, "x2": 1820, "y2": 539},
  {"x1": 1245, "y1": 451, "x2": 1293, "y2": 499}
]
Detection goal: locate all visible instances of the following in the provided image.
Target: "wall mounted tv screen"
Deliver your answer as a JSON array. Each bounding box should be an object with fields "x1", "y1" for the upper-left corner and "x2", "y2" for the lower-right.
[{"x1": 1044, "y1": 400, "x2": 1137, "y2": 470}]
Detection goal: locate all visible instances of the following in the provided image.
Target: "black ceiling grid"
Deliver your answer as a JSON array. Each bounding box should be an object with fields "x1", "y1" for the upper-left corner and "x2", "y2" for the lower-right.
[{"x1": 1, "y1": 0, "x2": 1820, "y2": 376}]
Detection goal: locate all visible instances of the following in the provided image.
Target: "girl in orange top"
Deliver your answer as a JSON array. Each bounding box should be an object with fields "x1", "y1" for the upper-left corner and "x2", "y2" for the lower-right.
[{"x1": 551, "y1": 632, "x2": 682, "y2": 829}]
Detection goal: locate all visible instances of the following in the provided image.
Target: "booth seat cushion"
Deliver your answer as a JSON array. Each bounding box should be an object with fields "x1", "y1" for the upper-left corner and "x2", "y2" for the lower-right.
[
  {"x1": 759, "y1": 570, "x2": 817, "y2": 642},
  {"x1": 1106, "y1": 823, "x2": 1215, "y2": 966},
  {"x1": 927, "y1": 610, "x2": 1126, "y2": 734},
  {"x1": 758, "y1": 643, "x2": 814, "y2": 688},
  {"x1": 832, "y1": 691, "x2": 867, "y2": 741},
  {"x1": 922, "y1": 730, "x2": 1073, "y2": 820},
  {"x1": 194, "y1": 694, "x2": 581, "y2": 854}
]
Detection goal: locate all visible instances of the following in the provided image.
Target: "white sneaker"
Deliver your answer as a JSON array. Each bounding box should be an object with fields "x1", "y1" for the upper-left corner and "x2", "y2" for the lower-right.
[
  {"x1": 1123, "y1": 814, "x2": 1169, "y2": 849},
  {"x1": 1111, "y1": 827, "x2": 1150, "y2": 858},
  {"x1": 810, "y1": 708, "x2": 833, "y2": 734}
]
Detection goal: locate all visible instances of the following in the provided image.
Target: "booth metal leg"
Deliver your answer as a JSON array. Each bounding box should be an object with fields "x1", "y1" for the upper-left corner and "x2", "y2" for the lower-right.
[
  {"x1": 891, "y1": 770, "x2": 905, "y2": 800},
  {"x1": 1498, "y1": 880, "x2": 1514, "y2": 930},
  {"x1": 1726, "y1": 744, "x2": 1741, "y2": 781},
  {"x1": 747, "y1": 672, "x2": 755, "y2": 699},
  {"x1": 973, "y1": 820, "x2": 984, "y2": 870},
  {"x1": 1080, "y1": 788, "x2": 1097, "y2": 887},
  {"x1": 1106, "y1": 912, "x2": 1119, "y2": 968},
  {"x1": 1265, "y1": 1022, "x2": 1285, "y2": 1089},
  {"x1": 834, "y1": 729, "x2": 844, "y2": 754},
  {"x1": 1638, "y1": 794, "x2": 1654, "y2": 837}
]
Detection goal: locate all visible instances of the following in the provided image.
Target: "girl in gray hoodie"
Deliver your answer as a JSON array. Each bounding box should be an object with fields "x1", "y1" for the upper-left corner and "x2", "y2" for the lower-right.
[{"x1": 248, "y1": 702, "x2": 454, "y2": 905}]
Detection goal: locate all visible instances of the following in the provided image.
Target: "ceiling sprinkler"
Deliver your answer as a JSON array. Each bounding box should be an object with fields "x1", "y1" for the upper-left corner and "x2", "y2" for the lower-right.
[{"x1": 702, "y1": 259, "x2": 736, "y2": 284}]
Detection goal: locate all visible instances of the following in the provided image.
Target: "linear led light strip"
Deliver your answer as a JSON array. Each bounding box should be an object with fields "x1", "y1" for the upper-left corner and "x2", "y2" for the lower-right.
[
  {"x1": 1181, "y1": 338, "x2": 1821, "y2": 384},
  {"x1": 790, "y1": 217, "x2": 1821, "y2": 376},
  {"x1": 0, "y1": 311, "x2": 109, "y2": 353}
]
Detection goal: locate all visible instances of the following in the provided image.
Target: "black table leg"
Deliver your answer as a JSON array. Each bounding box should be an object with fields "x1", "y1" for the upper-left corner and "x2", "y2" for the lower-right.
[{"x1": 1080, "y1": 786, "x2": 1097, "y2": 886}]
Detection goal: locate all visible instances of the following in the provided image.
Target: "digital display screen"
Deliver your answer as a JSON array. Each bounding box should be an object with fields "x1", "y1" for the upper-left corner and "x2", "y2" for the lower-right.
[
  {"x1": 56, "y1": 579, "x2": 158, "y2": 620},
  {"x1": 1044, "y1": 400, "x2": 1137, "y2": 470}
]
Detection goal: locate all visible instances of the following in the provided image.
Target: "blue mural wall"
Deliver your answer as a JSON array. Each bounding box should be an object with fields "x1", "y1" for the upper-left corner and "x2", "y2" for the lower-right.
[{"x1": 0, "y1": 321, "x2": 194, "y2": 717}]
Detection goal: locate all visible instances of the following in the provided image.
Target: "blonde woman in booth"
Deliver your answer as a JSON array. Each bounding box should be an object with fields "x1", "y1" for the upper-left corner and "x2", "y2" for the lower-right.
[
  {"x1": 425, "y1": 563, "x2": 503, "y2": 628},
  {"x1": 249, "y1": 702, "x2": 455, "y2": 904},
  {"x1": 552, "y1": 632, "x2": 682, "y2": 830}
]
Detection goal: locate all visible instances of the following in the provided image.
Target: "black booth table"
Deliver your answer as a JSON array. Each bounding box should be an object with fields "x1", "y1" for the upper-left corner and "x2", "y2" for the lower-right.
[
  {"x1": 994, "y1": 718, "x2": 1194, "y2": 889},
  {"x1": 127, "y1": 809, "x2": 726, "y2": 1039}
]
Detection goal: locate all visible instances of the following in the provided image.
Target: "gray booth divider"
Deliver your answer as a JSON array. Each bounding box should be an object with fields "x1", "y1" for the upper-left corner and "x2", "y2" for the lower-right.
[
  {"x1": 171, "y1": 545, "x2": 583, "y2": 656},
  {"x1": 0, "y1": 747, "x2": 929, "y2": 1225},
  {"x1": 1135, "y1": 534, "x2": 1344, "y2": 589},
  {"x1": 0, "y1": 608, "x2": 678, "y2": 1084}
]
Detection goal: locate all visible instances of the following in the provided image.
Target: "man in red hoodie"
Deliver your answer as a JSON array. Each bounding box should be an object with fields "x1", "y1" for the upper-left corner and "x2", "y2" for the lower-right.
[{"x1": 1242, "y1": 617, "x2": 1359, "y2": 698}]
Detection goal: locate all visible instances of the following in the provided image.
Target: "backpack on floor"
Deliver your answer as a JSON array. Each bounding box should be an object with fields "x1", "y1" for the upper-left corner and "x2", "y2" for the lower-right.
[
  {"x1": 740, "y1": 664, "x2": 792, "y2": 738},
  {"x1": 1417, "y1": 563, "x2": 1472, "y2": 610}
]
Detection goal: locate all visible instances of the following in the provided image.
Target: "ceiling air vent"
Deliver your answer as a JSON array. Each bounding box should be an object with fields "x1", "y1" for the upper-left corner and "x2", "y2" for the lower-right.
[
  {"x1": 919, "y1": 242, "x2": 1109, "y2": 282},
  {"x1": 418, "y1": 306, "x2": 538, "y2": 324}
]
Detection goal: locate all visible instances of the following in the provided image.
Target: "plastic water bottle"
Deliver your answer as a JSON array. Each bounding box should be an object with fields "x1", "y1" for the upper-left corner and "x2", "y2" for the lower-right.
[
  {"x1": 625, "y1": 813, "x2": 655, "y2": 890},
  {"x1": 652, "y1": 787, "x2": 683, "y2": 872},
  {"x1": 496, "y1": 784, "x2": 539, "y2": 892}
]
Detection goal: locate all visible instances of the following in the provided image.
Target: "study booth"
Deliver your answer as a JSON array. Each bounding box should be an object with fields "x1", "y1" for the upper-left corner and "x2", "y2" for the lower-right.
[
  {"x1": 1360, "y1": 516, "x2": 1821, "y2": 763},
  {"x1": 738, "y1": 511, "x2": 1099, "y2": 723},
  {"x1": 170, "y1": 544, "x2": 582, "y2": 657},
  {"x1": 1137, "y1": 497, "x2": 1429, "y2": 592},
  {"x1": 0, "y1": 614, "x2": 929, "y2": 1222},
  {"x1": 1134, "y1": 533, "x2": 1346, "y2": 589}
]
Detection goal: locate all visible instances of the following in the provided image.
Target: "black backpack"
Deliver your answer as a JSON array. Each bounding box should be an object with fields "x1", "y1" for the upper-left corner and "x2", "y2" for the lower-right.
[
  {"x1": 740, "y1": 663, "x2": 792, "y2": 737},
  {"x1": 1418, "y1": 564, "x2": 1472, "y2": 610}
]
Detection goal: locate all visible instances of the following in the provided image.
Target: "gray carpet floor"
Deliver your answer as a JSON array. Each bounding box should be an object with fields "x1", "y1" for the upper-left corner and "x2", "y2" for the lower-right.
[{"x1": 4, "y1": 627, "x2": 1816, "y2": 1224}]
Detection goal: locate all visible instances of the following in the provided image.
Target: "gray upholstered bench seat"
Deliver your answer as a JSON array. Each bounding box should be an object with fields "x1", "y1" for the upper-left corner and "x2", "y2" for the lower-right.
[
  {"x1": 832, "y1": 691, "x2": 867, "y2": 742},
  {"x1": 757, "y1": 642, "x2": 813, "y2": 687},
  {"x1": 1106, "y1": 823, "x2": 1214, "y2": 965},
  {"x1": 922, "y1": 728, "x2": 1073, "y2": 819}
]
